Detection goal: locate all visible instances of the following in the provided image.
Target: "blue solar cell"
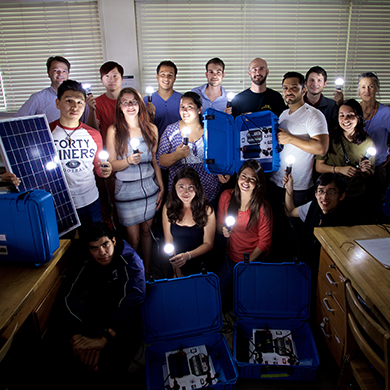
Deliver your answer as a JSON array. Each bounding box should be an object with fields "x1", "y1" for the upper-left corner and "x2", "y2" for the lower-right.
[{"x1": 0, "y1": 115, "x2": 80, "y2": 236}]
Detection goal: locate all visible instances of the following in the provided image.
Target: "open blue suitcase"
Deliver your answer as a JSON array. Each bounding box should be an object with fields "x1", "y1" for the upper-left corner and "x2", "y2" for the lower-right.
[
  {"x1": 0, "y1": 188, "x2": 60, "y2": 266},
  {"x1": 233, "y1": 262, "x2": 320, "y2": 381},
  {"x1": 142, "y1": 272, "x2": 238, "y2": 390},
  {"x1": 203, "y1": 108, "x2": 280, "y2": 175}
]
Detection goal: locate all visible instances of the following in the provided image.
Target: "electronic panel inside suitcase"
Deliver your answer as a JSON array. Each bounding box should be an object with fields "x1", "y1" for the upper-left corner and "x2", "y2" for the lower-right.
[
  {"x1": 233, "y1": 262, "x2": 320, "y2": 381},
  {"x1": 142, "y1": 273, "x2": 238, "y2": 390}
]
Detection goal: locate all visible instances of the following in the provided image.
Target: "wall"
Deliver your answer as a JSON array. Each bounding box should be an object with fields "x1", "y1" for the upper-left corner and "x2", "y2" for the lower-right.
[{"x1": 98, "y1": 0, "x2": 140, "y2": 90}]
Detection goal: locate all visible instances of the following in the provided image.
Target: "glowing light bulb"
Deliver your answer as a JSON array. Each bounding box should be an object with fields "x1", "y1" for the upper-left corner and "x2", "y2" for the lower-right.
[
  {"x1": 366, "y1": 147, "x2": 376, "y2": 157},
  {"x1": 360, "y1": 147, "x2": 377, "y2": 164},
  {"x1": 285, "y1": 155, "x2": 296, "y2": 175},
  {"x1": 164, "y1": 243, "x2": 174, "y2": 257},
  {"x1": 146, "y1": 86, "x2": 154, "y2": 102},
  {"x1": 82, "y1": 83, "x2": 92, "y2": 95},
  {"x1": 99, "y1": 150, "x2": 109, "y2": 163},
  {"x1": 335, "y1": 78, "x2": 344, "y2": 90},
  {"x1": 226, "y1": 92, "x2": 235, "y2": 108},
  {"x1": 182, "y1": 127, "x2": 191, "y2": 145},
  {"x1": 130, "y1": 138, "x2": 140, "y2": 153},
  {"x1": 225, "y1": 216, "x2": 236, "y2": 229}
]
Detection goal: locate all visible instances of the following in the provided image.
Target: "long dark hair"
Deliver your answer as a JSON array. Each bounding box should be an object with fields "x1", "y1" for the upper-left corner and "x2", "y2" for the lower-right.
[
  {"x1": 114, "y1": 87, "x2": 156, "y2": 158},
  {"x1": 332, "y1": 99, "x2": 367, "y2": 145},
  {"x1": 166, "y1": 167, "x2": 211, "y2": 228},
  {"x1": 181, "y1": 91, "x2": 203, "y2": 127},
  {"x1": 227, "y1": 159, "x2": 271, "y2": 229}
]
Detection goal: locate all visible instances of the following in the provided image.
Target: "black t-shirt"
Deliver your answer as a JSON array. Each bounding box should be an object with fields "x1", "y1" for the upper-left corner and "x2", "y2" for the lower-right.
[{"x1": 232, "y1": 87, "x2": 286, "y2": 117}]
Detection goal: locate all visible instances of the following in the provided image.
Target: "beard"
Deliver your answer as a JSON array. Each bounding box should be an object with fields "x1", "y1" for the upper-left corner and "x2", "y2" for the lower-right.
[
  {"x1": 284, "y1": 94, "x2": 302, "y2": 105},
  {"x1": 251, "y1": 74, "x2": 267, "y2": 86}
]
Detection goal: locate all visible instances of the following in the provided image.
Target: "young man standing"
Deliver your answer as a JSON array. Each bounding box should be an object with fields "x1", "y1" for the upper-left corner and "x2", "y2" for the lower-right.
[
  {"x1": 230, "y1": 57, "x2": 286, "y2": 117},
  {"x1": 143, "y1": 60, "x2": 182, "y2": 137},
  {"x1": 15, "y1": 55, "x2": 89, "y2": 123},
  {"x1": 269, "y1": 72, "x2": 328, "y2": 261},
  {"x1": 86, "y1": 62, "x2": 124, "y2": 228},
  {"x1": 304, "y1": 66, "x2": 338, "y2": 131},
  {"x1": 192, "y1": 57, "x2": 228, "y2": 114},
  {"x1": 86, "y1": 61, "x2": 124, "y2": 145},
  {"x1": 50, "y1": 80, "x2": 112, "y2": 236}
]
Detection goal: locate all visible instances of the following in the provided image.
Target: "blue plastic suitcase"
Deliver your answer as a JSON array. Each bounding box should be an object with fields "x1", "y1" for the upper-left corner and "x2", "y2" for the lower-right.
[
  {"x1": 142, "y1": 272, "x2": 238, "y2": 390},
  {"x1": 233, "y1": 262, "x2": 320, "y2": 381},
  {"x1": 203, "y1": 108, "x2": 280, "y2": 175},
  {"x1": 0, "y1": 188, "x2": 60, "y2": 266}
]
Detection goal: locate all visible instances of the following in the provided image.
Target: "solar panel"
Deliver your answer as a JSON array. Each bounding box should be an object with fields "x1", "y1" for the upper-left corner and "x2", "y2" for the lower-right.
[{"x1": 0, "y1": 115, "x2": 80, "y2": 236}]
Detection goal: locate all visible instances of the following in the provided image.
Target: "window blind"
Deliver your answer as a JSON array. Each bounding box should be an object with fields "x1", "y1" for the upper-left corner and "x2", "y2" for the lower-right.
[
  {"x1": 0, "y1": 1, "x2": 105, "y2": 112},
  {"x1": 135, "y1": 0, "x2": 390, "y2": 103}
]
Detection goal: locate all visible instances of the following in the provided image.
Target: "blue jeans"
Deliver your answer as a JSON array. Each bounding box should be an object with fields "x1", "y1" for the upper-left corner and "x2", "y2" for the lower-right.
[{"x1": 76, "y1": 198, "x2": 102, "y2": 240}]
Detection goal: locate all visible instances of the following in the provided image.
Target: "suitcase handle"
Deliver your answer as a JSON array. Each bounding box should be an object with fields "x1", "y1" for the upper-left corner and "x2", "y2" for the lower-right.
[
  {"x1": 0, "y1": 181, "x2": 18, "y2": 193},
  {"x1": 261, "y1": 364, "x2": 294, "y2": 376}
]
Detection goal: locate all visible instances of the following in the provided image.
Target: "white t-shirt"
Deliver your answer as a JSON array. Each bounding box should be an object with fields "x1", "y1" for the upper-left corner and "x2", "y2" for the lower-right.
[
  {"x1": 50, "y1": 120, "x2": 103, "y2": 209},
  {"x1": 270, "y1": 103, "x2": 328, "y2": 190}
]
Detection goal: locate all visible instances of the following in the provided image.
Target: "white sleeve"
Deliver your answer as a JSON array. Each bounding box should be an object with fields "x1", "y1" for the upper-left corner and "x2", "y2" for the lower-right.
[{"x1": 298, "y1": 201, "x2": 312, "y2": 222}]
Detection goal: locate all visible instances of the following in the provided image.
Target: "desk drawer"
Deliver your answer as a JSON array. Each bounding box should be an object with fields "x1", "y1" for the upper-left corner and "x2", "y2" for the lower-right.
[
  {"x1": 316, "y1": 307, "x2": 344, "y2": 367},
  {"x1": 318, "y1": 248, "x2": 345, "y2": 310}
]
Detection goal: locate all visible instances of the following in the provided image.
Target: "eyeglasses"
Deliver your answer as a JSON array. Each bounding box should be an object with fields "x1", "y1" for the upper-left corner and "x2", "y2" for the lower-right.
[
  {"x1": 316, "y1": 189, "x2": 339, "y2": 197},
  {"x1": 120, "y1": 100, "x2": 139, "y2": 107}
]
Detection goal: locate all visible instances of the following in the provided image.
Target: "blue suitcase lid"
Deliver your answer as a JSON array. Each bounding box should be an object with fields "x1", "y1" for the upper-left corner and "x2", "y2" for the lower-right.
[
  {"x1": 142, "y1": 272, "x2": 222, "y2": 344},
  {"x1": 204, "y1": 108, "x2": 280, "y2": 175},
  {"x1": 233, "y1": 262, "x2": 311, "y2": 321}
]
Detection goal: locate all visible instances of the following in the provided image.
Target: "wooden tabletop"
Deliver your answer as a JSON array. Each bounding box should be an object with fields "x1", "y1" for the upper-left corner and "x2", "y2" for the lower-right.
[
  {"x1": 314, "y1": 225, "x2": 390, "y2": 328},
  {"x1": 0, "y1": 239, "x2": 70, "y2": 338}
]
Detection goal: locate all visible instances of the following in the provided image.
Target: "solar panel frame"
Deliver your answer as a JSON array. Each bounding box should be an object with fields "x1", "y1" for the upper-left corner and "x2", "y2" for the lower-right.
[{"x1": 0, "y1": 114, "x2": 80, "y2": 236}]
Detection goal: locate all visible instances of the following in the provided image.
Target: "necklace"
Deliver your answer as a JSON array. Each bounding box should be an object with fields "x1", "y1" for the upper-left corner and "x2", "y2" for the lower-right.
[
  {"x1": 362, "y1": 101, "x2": 378, "y2": 121},
  {"x1": 58, "y1": 121, "x2": 79, "y2": 146}
]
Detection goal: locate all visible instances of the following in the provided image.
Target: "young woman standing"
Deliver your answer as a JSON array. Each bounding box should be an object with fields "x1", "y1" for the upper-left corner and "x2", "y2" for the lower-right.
[{"x1": 106, "y1": 88, "x2": 164, "y2": 275}]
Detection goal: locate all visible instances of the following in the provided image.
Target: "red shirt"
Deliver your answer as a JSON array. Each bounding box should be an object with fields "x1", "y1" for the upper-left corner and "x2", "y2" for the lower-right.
[
  {"x1": 217, "y1": 189, "x2": 273, "y2": 263},
  {"x1": 95, "y1": 93, "x2": 116, "y2": 145}
]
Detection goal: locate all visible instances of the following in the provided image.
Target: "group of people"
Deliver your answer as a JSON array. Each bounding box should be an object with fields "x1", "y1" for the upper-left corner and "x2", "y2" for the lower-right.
[
  {"x1": 2, "y1": 53, "x2": 389, "y2": 379},
  {"x1": 4, "y1": 54, "x2": 389, "y2": 280}
]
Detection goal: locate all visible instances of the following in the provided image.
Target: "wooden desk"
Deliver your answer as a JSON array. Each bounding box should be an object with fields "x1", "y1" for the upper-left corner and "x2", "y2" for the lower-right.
[
  {"x1": 314, "y1": 224, "x2": 390, "y2": 327},
  {"x1": 0, "y1": 239, "x2": 70, "y2": 343}
]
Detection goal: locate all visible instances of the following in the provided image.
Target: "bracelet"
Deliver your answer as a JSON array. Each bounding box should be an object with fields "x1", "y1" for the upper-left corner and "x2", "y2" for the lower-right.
[
  {"x1": 186, "y1": 251, "x2": 192, "y2": 260},
  {"x1": 333, "y1": 165, "x2": 336, "y2": 173},
  {"x1": 126, "y1": 156, "x2": 131, "y2": 165}
]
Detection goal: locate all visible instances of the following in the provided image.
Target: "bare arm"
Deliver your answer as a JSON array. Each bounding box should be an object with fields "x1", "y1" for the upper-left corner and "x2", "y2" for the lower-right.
[
  {"x1": 158, "y1": 143, "x2": 190, "y2": 167},
  {"x1": 86, "y1": 94, "x2": 99, "y2": 130},
  {"x1": 169, "y1": 207, "x2": 216, "y2": 268},
  {"x1": 278, "y1": 130, "x2": 329, "y2": 156},
  {"x1": 315, "y1": 159, "x2": 359, "y2": 178},
  {"x1": 106, "y1": 125, "x2": 142, "y2": 172},
  {"x1": 151, "y1": 125, "x2": 164, "y2": 209},
  {"x1": 282, "y1": 172, "x2": 299, "y2": 218}
]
